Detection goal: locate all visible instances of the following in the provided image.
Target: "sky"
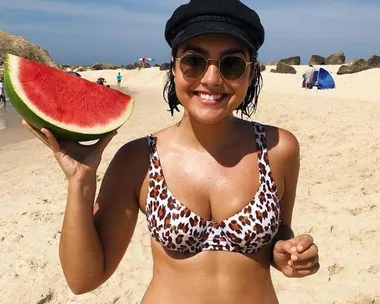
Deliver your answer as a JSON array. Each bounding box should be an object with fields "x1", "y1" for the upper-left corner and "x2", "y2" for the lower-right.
[{"x1": 1, "y1": 0, "x2": 380, "y2": 65}]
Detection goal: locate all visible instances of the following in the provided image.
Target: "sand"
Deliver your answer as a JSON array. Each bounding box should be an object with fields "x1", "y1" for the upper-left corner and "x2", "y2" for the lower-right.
[{"x1": 0, "y1": 66, "x2": 379, "y2": 304}]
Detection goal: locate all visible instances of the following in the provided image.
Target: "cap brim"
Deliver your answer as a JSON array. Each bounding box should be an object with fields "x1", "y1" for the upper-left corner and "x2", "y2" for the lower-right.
[{"x1": 171, "y1": 20, "x2": 257, "y2": 54}]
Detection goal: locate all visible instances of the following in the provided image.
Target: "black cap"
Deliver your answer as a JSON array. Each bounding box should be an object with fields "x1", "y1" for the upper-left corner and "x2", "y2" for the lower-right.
[{"x1": 165, "y1": 0, "x2": 265, "y2": 55}]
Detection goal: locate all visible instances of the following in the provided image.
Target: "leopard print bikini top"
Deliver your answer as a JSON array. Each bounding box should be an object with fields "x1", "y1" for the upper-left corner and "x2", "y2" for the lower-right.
[{"x1": 146, "y1": 122, "x2": 280, "y2": 254}]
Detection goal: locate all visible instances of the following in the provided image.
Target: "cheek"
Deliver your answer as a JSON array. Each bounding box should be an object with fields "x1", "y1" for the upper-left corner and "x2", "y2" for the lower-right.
[
  {"x1": 174, "y1": 69, "x2": 194, "y2": 93},
  {"x1": 174, "y1": 73, "x2": 194, "y2": 104},
  {"x1": 230, "y1": 77, "x2": 251, "y2": 98}
]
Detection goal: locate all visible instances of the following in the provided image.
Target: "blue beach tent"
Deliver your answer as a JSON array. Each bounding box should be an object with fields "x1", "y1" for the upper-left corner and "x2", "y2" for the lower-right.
[{"x1": 302, "y1": 67, "x2": 336, "y2": 89}]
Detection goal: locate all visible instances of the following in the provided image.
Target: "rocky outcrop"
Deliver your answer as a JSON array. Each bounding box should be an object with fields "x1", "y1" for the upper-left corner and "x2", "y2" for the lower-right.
[
  {"x1": 279, "y1": 56, "x2": 301, "y2": 65},
  {"x1": 270, "y1": 62, "x2": 297, "y2": 74},
  {"x1": 337, "y1": 59, "x2": 370, "y2": 75},
  {"x1": 91, "y1": 63, "x2": 120, "y2": 70},
  {"x1": 326, "y1": 52, "x2": 345, "y2": 65},
  {"x1": 264, "y1": 61, "x2": 278, "y2": 66},
  {"x1": 0, "y1": 30, "x2": 57, "y2": 67},
  {"x1": 159, "y1": 63, "x2": 170, "y2": 71},
  {"x1": 125, "y1": 62, "x2": 140, "y2": 70},
  {"x1": 73, "y1": 66, "x2": 87, "y2": 72},
  {"x1": 260, "y1": 64, "x2": 266, "y2": 72},
  {"x1": 367, "y1": 55, "x2": 380, "y2": 68},
  {"x1": 309, "y1": 55, "x2": 325, "y2": 65}
]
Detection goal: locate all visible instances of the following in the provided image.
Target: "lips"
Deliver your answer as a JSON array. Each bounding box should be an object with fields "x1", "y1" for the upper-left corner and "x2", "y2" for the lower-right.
[
  {"x1": 195, "y1": 92, "x2": 227, "y2": 105},
  {"x1": 198, "y1": 93, "x2": 224, "y2": 101}
]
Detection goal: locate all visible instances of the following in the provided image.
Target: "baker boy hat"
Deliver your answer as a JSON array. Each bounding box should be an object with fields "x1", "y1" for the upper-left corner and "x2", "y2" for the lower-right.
[{"x1": 165, "y1": 0, "x2": 265, "y2": 55}]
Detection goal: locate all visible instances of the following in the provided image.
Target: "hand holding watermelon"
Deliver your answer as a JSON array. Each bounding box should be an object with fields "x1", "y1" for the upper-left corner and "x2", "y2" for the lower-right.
[{"x1": 22, "y1": 119, "x2": 117, "y2": 183}]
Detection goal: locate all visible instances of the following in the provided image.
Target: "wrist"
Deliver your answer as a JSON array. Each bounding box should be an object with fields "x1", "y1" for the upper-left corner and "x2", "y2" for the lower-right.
[
  {"x1": 67, "y1": 173, "x2": 97, "y2": 187},
  {"x1": 67, "y1": 177, "x2": 97, "y2": 204}
]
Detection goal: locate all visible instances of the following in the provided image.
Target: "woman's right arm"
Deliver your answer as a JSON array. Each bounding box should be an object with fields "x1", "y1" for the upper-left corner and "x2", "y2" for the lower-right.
[
  {"x1": 59, "y1": 140, "x2": 146, "y2": 294},
  {"x1": 22, "y1": 121, "x2": 147, "y2": 294}
]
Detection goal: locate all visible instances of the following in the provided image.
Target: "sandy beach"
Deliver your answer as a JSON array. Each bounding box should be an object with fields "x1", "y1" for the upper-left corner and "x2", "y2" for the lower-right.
[{"x1": 0, "y1": 66, "x2": 379, "y2": 304}]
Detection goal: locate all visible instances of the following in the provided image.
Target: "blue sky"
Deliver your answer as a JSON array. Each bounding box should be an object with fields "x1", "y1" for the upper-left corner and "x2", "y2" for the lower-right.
[{"x1": 1, "y1": 0, "x2": 380, "y2": 65}]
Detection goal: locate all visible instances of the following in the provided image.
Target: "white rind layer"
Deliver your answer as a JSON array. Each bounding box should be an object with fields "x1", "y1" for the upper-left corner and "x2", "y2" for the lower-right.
[{"x1": 8, "y1": 55, "x2": 133, "y2": 134}]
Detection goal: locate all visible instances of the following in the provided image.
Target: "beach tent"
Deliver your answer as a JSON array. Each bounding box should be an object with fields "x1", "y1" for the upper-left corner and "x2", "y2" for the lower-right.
[{"x1": 302, "y1": 67, "x2": 336, "y2": 89}]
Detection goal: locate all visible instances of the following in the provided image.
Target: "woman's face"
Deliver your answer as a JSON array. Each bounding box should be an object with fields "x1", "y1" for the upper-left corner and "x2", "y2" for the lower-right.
[{"x1": 174, "y1": 34, "x2": 253, "y2": 125}]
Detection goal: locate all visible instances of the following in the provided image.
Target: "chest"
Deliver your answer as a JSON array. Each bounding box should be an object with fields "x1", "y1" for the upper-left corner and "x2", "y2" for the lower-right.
[{"x1": 146, "y1": 147, "x2": 267, "y2": 223}]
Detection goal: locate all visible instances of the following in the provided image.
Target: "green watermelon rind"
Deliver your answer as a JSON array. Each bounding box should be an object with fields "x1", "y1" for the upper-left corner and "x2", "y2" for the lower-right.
[{"x1": 4, "y1": 53, "x2": 134, "y2": 141}]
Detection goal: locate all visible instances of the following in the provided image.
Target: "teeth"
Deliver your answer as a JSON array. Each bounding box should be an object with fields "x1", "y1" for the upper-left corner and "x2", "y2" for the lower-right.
[{"x1": 199, "y1": 93, "x2": 223, "y2": 101}]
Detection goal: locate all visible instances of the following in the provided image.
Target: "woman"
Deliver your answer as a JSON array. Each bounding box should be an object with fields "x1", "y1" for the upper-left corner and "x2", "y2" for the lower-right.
[{"x1": 23, "y1": 0, "x2": 319, "y2": 303}]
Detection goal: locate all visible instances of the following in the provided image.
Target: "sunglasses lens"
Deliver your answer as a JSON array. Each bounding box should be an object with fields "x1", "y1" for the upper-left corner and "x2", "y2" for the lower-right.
[
  {"x1": 180, "y1": 54, "x2": 207, "y2": 78},
  {"x1": 220, "y1": 56, "x2": 247, "y2": 80}
]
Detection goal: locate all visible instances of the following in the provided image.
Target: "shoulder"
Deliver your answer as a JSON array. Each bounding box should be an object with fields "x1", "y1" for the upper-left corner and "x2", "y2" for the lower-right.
[
  {"x1": 108, "y1": 137, "x2": 150, "y2": 189},
  {"x1": 262, "y1": 124, "x2": 300, "y2": 167},
  {"x1": 113, "y1": 136, "x2": 150, "y2": 166}
]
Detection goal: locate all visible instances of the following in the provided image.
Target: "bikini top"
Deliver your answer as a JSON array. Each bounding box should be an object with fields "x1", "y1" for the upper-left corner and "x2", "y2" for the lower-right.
[{"x1": 146, "y1": 122, "x2": 280, "y2": 254}]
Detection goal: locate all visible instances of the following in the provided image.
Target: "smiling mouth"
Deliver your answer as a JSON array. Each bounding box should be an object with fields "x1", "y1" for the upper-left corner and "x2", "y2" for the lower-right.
[{"x1": 196, "y1": 92, "x2": 226, "y2": 102}]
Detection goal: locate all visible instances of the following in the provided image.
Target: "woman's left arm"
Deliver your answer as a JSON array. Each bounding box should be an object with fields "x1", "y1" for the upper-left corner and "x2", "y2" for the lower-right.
[{"x1": 269, "y1": 128, "x2": 320, "y2": 278}]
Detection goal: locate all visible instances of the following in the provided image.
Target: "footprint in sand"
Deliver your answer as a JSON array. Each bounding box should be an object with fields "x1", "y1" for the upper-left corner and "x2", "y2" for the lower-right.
[
  {"x1": 36, "y1": 290, "x2": 53, "y2": 304},
  {"x1": 328, "y1": 263, "x2": 345, "y2": 281}
]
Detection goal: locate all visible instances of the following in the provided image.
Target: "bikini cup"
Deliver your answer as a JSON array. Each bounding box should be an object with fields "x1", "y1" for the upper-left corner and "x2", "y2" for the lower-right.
[{"x1": 146, "y1": 122, "x2": 280, "y2": 254}]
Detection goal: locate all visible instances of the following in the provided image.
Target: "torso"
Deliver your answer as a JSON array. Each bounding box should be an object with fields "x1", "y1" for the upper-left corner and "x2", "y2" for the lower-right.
[{"x1": 134, "y1": 119, "x2": 285, "y2": 304}]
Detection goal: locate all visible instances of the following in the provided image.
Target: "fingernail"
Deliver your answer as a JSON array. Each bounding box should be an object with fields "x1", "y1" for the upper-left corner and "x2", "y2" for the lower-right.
[
  {"x1": 288, "y1": 260, "x2": 292, "y2": 266},
  {"x1": 297, "y1": 245, "x2": 303, "y2": 251},
  {"x1": 291, "y1": 254, "x2": 298, "y2": 261},
  {"x1": 291, "y1": 247, "x2": 297, "y2": 253}
]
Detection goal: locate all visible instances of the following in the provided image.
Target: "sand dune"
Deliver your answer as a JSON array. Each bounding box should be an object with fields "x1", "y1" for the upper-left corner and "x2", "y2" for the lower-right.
[{"x1": 0, "y1": 66, "x2": 379, "y2": 304}]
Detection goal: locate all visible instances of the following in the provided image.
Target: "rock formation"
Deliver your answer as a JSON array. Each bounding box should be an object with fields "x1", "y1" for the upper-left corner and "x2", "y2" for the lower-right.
[
  {"x1": 0, "y1": 30, "x2": 57, "y2": 67},
  {"x1": 159, "y1": 63, "x2": 170, "y2": 71},
  {"x1": 309, "y1": 55, "x2": 325, "y2": 65},
  {"x1": 367, "y1": 55, "x2": 380, "y2": 68},
  {"x1": 91, "y1": 63, "x2": 120, "y2": 70},
  {"x1": 337, "y1": 55, "x2": 380, "y2": 75},
  {"x1": 326, "y1": 52, "x2": 345, "y2": 65},
  {"x1": 337, "y1": 59, "x2": 370, "y2": 75},
  {"x1": 279, "y1": 56, "x2": 301, "y2": 65},
  {"x1": 264, "y1": 61, "x2": 278, "y2": 66},
  {"x1": 270, "y1": 62, "x2": 297, "y2": 74}
]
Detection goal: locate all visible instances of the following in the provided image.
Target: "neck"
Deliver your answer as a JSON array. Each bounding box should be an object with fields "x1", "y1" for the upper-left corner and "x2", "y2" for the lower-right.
[{"x1": 175, "y1": 113, "x2": 241, "y2": 152}]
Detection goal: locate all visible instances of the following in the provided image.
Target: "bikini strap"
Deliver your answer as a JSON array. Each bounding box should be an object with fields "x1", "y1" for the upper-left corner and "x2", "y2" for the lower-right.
[
  {"x1": 253, "y1": 122, "x2": 272, "y2": 180},
  {"x1": 146, "y1": 134, "x2": 158, "y2": 168},
  {"x1": 147, "y1": 134, "x2": 156, "y2": 153},
  {"x1": 146, "y1": 134, "x2": 164, "y2": 185}
]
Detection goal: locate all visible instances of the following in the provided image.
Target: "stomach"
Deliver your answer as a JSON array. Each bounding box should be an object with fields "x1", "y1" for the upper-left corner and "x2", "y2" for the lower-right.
[{"x1": 140, "y1": 241, "x2": 279, "y2": 304}]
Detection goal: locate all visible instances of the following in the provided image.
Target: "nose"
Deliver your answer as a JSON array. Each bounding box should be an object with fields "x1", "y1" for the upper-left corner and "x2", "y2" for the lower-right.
[{"x1": 200, "y1": 61, "x2": 224, "y2": 86}]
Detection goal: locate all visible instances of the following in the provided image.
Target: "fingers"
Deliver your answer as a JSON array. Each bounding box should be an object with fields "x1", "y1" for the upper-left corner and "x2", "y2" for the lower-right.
[
  {"x1": 291, "y1": 242, "x2": 318, "y2": 262},
  {"x1": 274, "y1": 239, "x2": 294, "y2": 255},
  {"x1": 22, "y1": 120, "x2": 62, "y2": 152},
  {"x1": 22, "y1": 120, "x2": 51, "y2": 149},
  {"x1": 40, "y1": 128, "x2": 61, "y2": 152},
  {"x1": 291, "y1": 261, "x2": 320, "y2": 277},
  {"x1": 23, "y1": 119, "x2": 117, "y2": 156},
  {"x1": 291, "y1": 254, "x2": 319, "y2": 269},
  {"x1": 96, "y1": 130, "x2": 118, "y2": 152},
  {"x1": 294, "y1": 234, "x2": 314, "y2": 252}
]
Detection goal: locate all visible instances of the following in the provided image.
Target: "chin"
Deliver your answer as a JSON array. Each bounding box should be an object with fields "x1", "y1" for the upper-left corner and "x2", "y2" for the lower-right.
[{"x1": 187, "y1": 107, "x2": 234, "y2": 125}]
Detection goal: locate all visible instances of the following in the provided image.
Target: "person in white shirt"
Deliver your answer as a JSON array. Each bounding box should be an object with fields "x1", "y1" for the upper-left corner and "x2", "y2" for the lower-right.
[
  {"x1": 0, "y1": 78, "x2": 6, "y2": 107},
  {"x1": 304, "y1": 65, "x2": 315, "y2": 89}
]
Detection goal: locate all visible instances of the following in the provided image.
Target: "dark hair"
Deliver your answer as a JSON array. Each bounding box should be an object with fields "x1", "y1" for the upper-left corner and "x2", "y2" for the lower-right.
[{"x1": 163, "y1": 48, "x2": 263, "y2": 118}]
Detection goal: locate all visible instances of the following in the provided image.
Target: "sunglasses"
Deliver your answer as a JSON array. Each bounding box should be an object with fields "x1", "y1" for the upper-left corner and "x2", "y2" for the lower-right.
[{"x1": 175, "y1": 53, "x2": 253, "y2": 81}]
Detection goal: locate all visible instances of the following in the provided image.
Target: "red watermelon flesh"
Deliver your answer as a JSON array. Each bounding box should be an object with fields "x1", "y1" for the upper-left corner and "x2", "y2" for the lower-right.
[{"x1": 4, "y1": 53, "x2": 134, "y2": 141}]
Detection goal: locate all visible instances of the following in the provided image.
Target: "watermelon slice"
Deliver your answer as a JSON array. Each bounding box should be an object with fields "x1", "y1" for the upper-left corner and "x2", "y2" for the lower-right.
[{"x1": 3, "y1": 53, "x2": 134, "y2": 141}]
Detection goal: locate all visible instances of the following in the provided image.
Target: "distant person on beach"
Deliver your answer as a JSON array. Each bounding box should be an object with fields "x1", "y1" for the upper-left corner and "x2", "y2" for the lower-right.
[
  {"x1": 116, "y1": 72, "x2": 123, "y2": 88},
  {"x1": 304, "y1": 64, "x2": 315, "y2": 89},
  {"x1": 23, "y1": 0, "x2": 319, "y2": 302},
  {"x1": 0, "y1": 77, "x2": 6, "y2": 108}
]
